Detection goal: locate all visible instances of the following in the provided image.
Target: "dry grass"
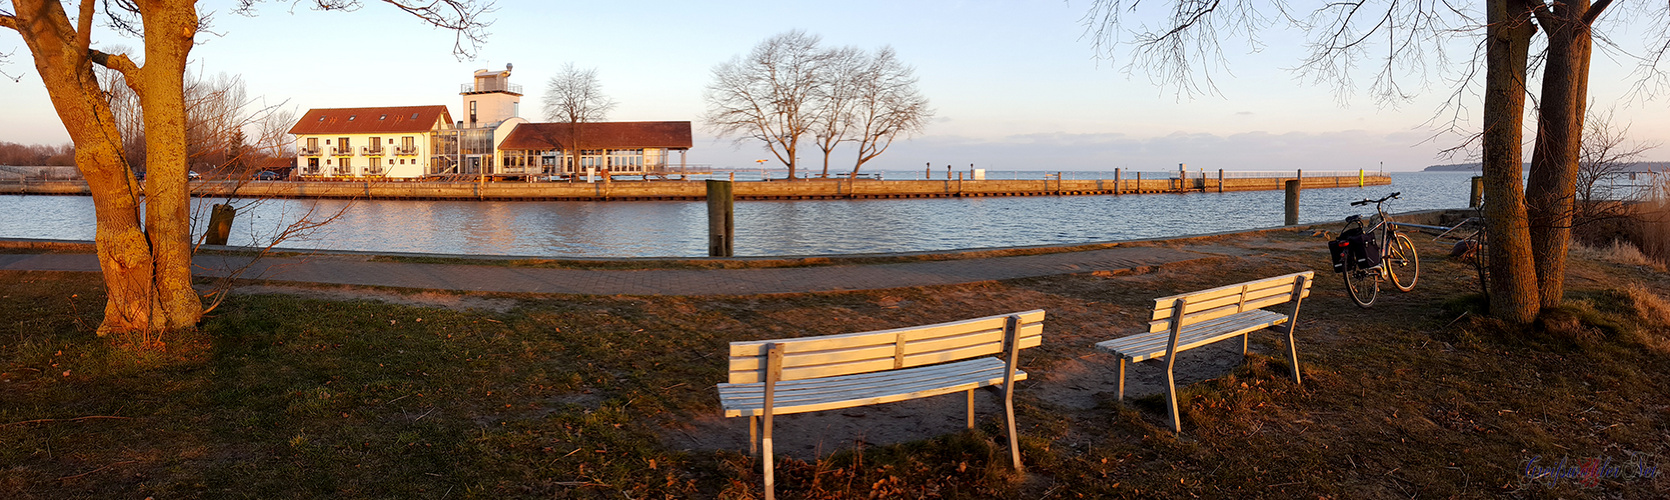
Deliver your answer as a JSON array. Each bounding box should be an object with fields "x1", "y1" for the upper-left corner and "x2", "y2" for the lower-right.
[
  {"x1": 1573, "y1": 240, "x2": 1668, "y2": 272},
  {"x1": 5, "y1": 229, "x2": 1670, "y2": 498}
]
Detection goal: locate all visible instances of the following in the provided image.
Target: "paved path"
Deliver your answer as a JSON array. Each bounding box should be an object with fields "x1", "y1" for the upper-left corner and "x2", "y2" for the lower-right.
[{"x1": 0, "y1": 246, "x2": 1218, "y2": 296}]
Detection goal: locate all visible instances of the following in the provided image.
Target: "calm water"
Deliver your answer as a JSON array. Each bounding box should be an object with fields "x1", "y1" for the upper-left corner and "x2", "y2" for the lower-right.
[{"x1": 0, "y1": 172, "x2": 1475, "y2": 258}]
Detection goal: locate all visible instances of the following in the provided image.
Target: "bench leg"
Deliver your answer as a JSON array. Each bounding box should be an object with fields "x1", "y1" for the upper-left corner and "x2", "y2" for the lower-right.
[
  {"x1": 966, "y1": 389, "x2": 975, "y2": 430},
  {"x1": 1286, "y1": 328, "x2": 1303, "y2": 385},
  {"x1": 1003, "y1": 382, "x2": 1022, "y2": 471},
  {"x1": 1117, "y1": 358, "x2": 1126, "y2": 401},
  {"x1": 1242, "y1": 333, "x2": 1250, "y2": 357},
  {"x1": 762, "y1": 418, "x2": 775, "y2": 500},
  {"x1": 749, "y1": 416, "x2": 759, "y2": 456},
  {"x1": 1165, "y1": 354, "x2": 1182, "y2": 433}
]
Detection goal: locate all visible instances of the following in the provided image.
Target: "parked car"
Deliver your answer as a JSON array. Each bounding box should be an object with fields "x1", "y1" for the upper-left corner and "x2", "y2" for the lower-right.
[
  {"x1": 187, "y1": 170, "x2": 201, "y2": 180},
  {"x1": 253, "y1": 170, "x2": 281, "y2": 181}
]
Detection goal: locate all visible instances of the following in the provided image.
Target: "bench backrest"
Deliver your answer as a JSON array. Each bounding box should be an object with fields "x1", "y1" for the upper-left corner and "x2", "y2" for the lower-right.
[
  {"x1": 728, "y1": 310, "x2": 1045, "y2": 384},
  {"x1": 1145, "y1": 271, "x2": 1314, "y2": 333}
]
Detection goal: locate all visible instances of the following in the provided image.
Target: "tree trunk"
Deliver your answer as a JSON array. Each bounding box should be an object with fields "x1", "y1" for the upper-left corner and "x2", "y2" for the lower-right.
[
  {"x1": 1526, "y1": 0, "x2": 1597, "y2": 309},
  {"x1": 1482, "y1": 0, "x2": 1541, "y2": 324},
  {"x1": 132, "y1": 0, "x2": 204, "y2": 330},
  {"x1": 10, "y1": 0, "x2": 160, "y2": 333}
]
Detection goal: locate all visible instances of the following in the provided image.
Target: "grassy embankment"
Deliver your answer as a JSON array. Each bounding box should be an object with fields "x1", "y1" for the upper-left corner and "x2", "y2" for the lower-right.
[{"x1": 4, "y1": 228, "x2": 1670, "y2": 498}]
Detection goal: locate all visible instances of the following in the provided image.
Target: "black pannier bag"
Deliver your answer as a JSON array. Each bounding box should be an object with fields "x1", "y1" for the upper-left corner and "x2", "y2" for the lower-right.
[{"x1": 1328, "y1": 228, "x2": 1381, "y2": 272}]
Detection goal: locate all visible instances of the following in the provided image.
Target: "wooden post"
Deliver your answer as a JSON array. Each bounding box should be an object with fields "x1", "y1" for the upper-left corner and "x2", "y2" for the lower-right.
[
  {"x1": 1470, "y1": 176, "x2": 1484, "y2": 208},
  {"x1": 1136, "y1": 171, "x2": 1142, "y2": 193},
  {"x1": 1114, "y1": 168, "x2": 1122, "y2": 195},
  {"x1": 1285, "y1": 179, "x2": 1301, "y2": 225},
  {"x1": 1218, "y1": 169, "x2": 1224, "y2": 193},
  {"x1": 206, "y1": 203, "x2": 235, "y2": 246},
  {"x1": 707, "y1": 180, "x2": 734, "y2": 257}
]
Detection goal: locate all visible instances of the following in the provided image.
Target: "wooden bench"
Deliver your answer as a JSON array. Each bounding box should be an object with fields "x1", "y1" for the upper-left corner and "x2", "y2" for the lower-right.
[
  {"x1": 718, "y1": 310, "x2": 1045, "y2": 500},
  {"x1": 1095, "y1": 271, "x2": 1313, "y2": 432}
]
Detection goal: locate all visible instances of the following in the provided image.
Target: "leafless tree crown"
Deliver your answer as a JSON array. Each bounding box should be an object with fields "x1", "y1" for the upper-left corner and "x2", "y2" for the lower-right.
[
  {"x1": 704, "y1": 31, "x2": 931, "y2": 177},
  {"x1": 542, "y1": 63, "x2": 616, "y2": 124}
]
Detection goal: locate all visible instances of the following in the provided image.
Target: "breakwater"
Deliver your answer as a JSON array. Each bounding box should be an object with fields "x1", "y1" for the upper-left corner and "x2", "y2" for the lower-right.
[{"x1": 2, "y1": 173, "x2": 1388, "y2": 201}]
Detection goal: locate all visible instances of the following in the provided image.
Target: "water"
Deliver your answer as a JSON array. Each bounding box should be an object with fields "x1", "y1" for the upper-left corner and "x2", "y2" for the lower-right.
[{"x1": 0, "y1": 172, "x2": 1475, "y2": 258}]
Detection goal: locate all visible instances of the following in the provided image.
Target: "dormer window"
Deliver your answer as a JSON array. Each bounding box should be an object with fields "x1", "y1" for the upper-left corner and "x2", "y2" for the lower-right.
[
  {"x1": 380, "y1": 114, "x2": 387, "y2": 120},
  {"x1": 348, "y1": 115, "x2": 356, "y2": 121},
  {"x1": 318, "y1": 116, "x2": 325, "y2": 121},
  {"x1": 411, "y1": 113, "x2": 419, "y2": 119}
]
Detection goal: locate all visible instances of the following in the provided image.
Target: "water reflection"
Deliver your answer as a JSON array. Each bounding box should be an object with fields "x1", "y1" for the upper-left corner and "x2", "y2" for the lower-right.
[{"x1": 0, "y1": 172, "x2": 1474, "y2": 258}]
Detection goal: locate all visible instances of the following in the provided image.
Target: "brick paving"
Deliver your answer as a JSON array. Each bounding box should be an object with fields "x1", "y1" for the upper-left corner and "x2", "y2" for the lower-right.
[{"x1": 0, "y1": 245, "x2": 1216, "y2": 296}]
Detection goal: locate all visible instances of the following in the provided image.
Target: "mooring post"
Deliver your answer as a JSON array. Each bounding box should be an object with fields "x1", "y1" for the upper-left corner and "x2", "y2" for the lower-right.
[
  {"x1": 1284, "y1": 179, "x2": 1301, "y2": 225},
  {"x1": 707, "y1": 180, "x2": 734, "y2": 257},
  {"x1": 1470, "y1": 176, "x2": 1484, "y2": 208},
  {"x1": 206, "y1": 203, "x2": 235, "y2": 246},
  {"x1": 1113, "y1": 168, "x2": 1122, "y2": 195},
  {"x1": 1218, "y1": 169, "x2": 1225, "y2": 193}
]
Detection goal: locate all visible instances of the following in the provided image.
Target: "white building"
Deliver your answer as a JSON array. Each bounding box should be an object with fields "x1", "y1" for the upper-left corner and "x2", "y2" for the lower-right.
[
  {"x1": 289, "y1": 105, "x2": 453, "y2": 179},
  {"x1": 289, "y1": 65, "x2": 691, "y2": 180}
]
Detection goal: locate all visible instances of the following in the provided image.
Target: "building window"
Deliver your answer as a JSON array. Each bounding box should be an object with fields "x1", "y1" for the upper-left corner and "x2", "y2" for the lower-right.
[
  {"x1": 368, "y1": 157, "x2": 382, "y2": 175},
  {"x1": 469, "y1": 101, "x2": 477, "y2": 123},
  {"x1": 307, "y1": 157, "x2": 320, "y2": 174},
  {"x1": 348, "y1": 115, "x2": 356, "y2": 121}
]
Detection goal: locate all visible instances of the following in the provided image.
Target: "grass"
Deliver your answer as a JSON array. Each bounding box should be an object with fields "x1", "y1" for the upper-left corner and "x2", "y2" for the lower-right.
[{"x1": 4, "y1": 229, "x2": 1670, "y2": 498}]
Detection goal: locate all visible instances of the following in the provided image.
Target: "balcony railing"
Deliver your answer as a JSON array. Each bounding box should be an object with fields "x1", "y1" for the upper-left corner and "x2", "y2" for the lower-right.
[
  {"x1": 361, "y1": 146, "x2": 385, "y2": 156},
  {"x1": 331, "y1": 147, "x2": 353, "y2": 156},
  {"x1": 299, "y1": 147, "x2": 322, "y2": 156},
  {"x1": 393, "y1": 146, "x2": 418, "y2": 156},
  {"x1": 461, "y1": 82, "x2": 523, "y2": 94}
]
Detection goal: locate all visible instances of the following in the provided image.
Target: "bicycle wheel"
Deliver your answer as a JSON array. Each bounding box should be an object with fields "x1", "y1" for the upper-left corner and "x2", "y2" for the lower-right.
[
  {"x1": 1343, "y1": 267, "x2": 1379, "y2": 307},
  {"x1": 1387, "y1": 232, "x2": 1419, "y2": 292}
]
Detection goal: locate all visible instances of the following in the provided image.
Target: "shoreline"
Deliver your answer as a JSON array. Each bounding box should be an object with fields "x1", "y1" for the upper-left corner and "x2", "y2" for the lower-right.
[{"x1": 1, "y1": 174, "x2": 1390, "y2": 201}]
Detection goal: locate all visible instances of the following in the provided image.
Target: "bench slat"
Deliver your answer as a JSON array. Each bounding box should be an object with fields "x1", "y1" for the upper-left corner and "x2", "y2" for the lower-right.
[
  {"x1": 719, "y1": 358, "x2": 1028, "y2": 417},
  {"x1": 728, "y1": 310, "x2": 1045, "y2": 383},
  {"x1": 1149, "y1": 272, "x2": 1312, "y2": 324},
  {"x1": 1099, "y1": 309, "x2": 1288, "y2": 362},
  {"x1": 1146, "y1": 289, "x2": 1308, "y2": 333},
  {"x1": 719, "y1": 360, "x2": 993, "y2": 403}
]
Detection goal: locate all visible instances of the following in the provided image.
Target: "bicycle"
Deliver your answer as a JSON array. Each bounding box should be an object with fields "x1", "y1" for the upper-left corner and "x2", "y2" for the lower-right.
[
  {"x1": 1435, "y1": 203, "x2": 1489, "y2": 298},
  {"x1": 1328, "y1": 192, "x2": 1420, "y2": 307}
]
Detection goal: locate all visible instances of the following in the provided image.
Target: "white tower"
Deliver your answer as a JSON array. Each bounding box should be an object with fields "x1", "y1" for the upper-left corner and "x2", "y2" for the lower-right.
[{"x1": 461, "y1": 63, "x2": 522, "y2": 129}]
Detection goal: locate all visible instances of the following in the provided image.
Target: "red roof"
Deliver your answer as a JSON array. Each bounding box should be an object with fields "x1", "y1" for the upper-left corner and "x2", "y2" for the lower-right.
[
  {"x1": 288, "y1": 106, "x2": 452, "y2": 135},
  {"x1": 498, "y1": 122, "x2": 693, "y2": 150}
]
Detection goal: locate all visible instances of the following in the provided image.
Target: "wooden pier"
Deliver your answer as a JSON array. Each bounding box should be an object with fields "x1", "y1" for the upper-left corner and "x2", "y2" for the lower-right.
[{"x1": 1, "y1": 173, "x2": 1390, "y2": 201}]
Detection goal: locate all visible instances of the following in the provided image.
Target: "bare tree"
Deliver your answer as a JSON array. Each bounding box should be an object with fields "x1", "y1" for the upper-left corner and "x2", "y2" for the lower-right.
[
  {"x1": 704, "y1": 30, "x2": 829, "y2": 180},
  {"x1": 809, "y1": 46, "x2": 865, "y2": 178},
  {"x1": 542, "y1": 63, "x2": 616, "y2": 179},
  {"x1": 0, "y1": 0, "x2": 491, "y2": 337},
  {"x1": 849, "y1": 47, "x2": 932, "y2": 176},
  {"x1": 1575, "y1": 110, "x2": 1660, "y2": 221},
  {"x1": 1081, "y1": 0, "x2": 1670, "y2": 323}
]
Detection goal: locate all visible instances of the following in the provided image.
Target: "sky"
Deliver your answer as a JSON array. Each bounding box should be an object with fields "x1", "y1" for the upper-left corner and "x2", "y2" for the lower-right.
[{"x1": 1, "y1": 0, "x2": 1667, "y2": 172}]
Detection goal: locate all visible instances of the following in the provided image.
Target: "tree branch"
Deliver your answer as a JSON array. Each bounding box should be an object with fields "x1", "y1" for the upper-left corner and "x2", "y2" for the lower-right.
[
  {"x1": 88, "y1": 48, "x2": 140, "y2": 82},
  {"x1": 1, "y1": 13, "x2": 16, "y2": 31},
  {"x1": 76, "y1": 0, "x2": 93, "y2": 50}
]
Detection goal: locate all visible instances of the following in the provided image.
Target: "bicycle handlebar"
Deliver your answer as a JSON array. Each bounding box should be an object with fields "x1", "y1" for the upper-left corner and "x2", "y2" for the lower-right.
[{"x1": 1350, "y1": 192, "x2": 1402, "y2": 206}]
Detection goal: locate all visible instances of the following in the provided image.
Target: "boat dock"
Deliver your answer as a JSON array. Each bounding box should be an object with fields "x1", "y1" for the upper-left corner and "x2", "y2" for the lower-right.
[{"x1": 2, "y1": 172, "x2": 1390, "y2": 201}]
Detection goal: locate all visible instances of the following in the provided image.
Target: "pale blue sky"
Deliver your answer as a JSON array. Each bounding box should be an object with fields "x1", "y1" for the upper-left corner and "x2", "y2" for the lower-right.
[{"x1": 2, "y1": 0, "x2": 1666, "y2": 171}]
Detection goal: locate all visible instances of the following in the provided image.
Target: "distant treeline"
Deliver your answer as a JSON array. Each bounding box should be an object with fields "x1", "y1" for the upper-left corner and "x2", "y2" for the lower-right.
[
  {"x1": 1424, "y1": 161, "x2": 1670, "y2": 172},
  {"x1": 0, "y1": 142, "x2": 76, "y2": 167}
]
